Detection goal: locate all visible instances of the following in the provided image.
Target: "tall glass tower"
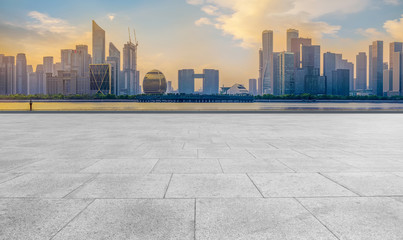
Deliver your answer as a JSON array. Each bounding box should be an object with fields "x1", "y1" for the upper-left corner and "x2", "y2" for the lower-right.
[{"x1": 92, "y1": 20, "x2": 105, "y2": 64}]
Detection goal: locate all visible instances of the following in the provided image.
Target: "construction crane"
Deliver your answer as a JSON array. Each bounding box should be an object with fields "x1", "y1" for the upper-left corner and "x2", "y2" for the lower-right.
[{"x1": 133, "y1": 29, "x2": 139, "y2": 47}]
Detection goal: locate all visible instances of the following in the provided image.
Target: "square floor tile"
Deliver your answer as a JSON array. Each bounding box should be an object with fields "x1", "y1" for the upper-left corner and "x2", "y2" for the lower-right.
[
  {"x1": 152, "y1": 158, "x2": 222, "y2": 173},
  {"x1": 81, "y1": 158, "x2": 158, "y2": 173},
  {"x1": 219, "y1": 158, "x2": 292, "y2": 173}
]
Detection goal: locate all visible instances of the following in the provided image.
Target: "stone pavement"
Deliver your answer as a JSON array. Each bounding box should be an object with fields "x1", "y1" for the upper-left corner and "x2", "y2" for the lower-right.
[{"x1": 1, "y1": 113, "x2": 403, "y2": 240}]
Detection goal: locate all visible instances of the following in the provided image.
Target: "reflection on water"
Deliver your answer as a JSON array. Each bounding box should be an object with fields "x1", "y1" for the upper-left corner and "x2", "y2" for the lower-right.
[{"x1": 1, "y1": 102, "x2": 403, "y2": 111}]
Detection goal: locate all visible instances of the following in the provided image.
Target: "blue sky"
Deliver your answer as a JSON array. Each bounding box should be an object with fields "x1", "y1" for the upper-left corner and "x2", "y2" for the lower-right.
[{"x1": 1, "y1": 0, "x2": 402, "y2": 88}]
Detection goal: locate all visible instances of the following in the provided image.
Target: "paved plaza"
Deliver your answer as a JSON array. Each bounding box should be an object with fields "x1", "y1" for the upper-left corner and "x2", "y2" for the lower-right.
[{"x1": 1, "y1": 113, "x2": 403, "y2": 239}]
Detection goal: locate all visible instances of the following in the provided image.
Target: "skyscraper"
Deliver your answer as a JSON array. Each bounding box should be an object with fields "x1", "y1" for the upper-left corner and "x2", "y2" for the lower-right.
[
  {"x1": 122, "y1": 41, "x2": 138, "y2": 95},
  {"x1": 392, "y1": 51, "x2": 402, "y2": 94},
  {"x1": 356, "y1": 52, "x2": 367, "y2": 90},
  {"x1": 372, "y1": 41, "x2": 383, "y2": 96},
  {"x1": 262, "y1": 30, "x2": 273, "y2": 94},
  {"x1": 0, "y1": 56, "x2": 15, "y2": 95},
  {"x1": 178, "y1": 69, "x2": 195, "y2": 94},
  {"x1": 279, "y1": 52, "x2": 295, "y2": 95},
  {"x1": 108, "y1": 42, "x2": 121, "y2": 95},
  {"x1": 16, "y1": 53, "x2": 28, "y2": 94},
  {"x1": 249, "y1": 79, "x2": 257, "y2": 95},
  {"x1": 272, "y1": 52, "x2": 280, "y2": 95},
  {"x1": 61, "y1": 49, "x2": 73, "y2": 71},
  {"x1": 332, "y1": 69, "x2": 350, "y2": 96},
  {"x1": 202, "y1": 69, "x2": 219, "y2": 95},
  {"x1": 258, "y1": 49, "x2": 263, "y2": 95},
  {"x1": 36, "y1": 64, "x2": 45, "y2": 94},
  {"x1": 291, "y1": 37, "x2": 312, "y2": 69},
  {"x1": 323, "y1": 52, "x2": 336, "y2": 94},
  {"x1": 389, "y1": 42, "x2": 403, "y2": 71},
  {"x1": 90, "y1": 64, "x2": 111, "y2": 95},
  {"x1": 286, "y1": 29, "x2": 299, "y2": 52},
  {"x1": 43, "y1": 57, "x2": 54, "y2": 75},
  {"x1": 92, "y1": 20, "x2": 105, "y2": 64},
  {"x1": 368, "y1": 45, "x2": 373, "y2": 90},
  {"x1": 302, "y1": 45, "x2": 320, "y2": 74}
]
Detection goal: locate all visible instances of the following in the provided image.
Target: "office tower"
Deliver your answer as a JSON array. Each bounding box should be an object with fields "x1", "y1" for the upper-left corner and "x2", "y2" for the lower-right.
[
  {"x1": 356, "y1": 52, "x2": 367, "y2": 90},
  {"x1": 291, "y1": 37, "x2": 312, "y2": 69},
  {"x1": 167, "y1": 81, "x2": 173, "y2": 93},
  {"x1": 122, "y1": 41, "x2": 138, "y2": 95},
  {"x1": 272, "y1": 52, "x2": 281, "y2": 95},
  {"x1": 54, "y1": 62, "x2": 62, "y2": 75},
  {"x1": 16, "y1": 53, "x2": 28, "y2": 94},
  {"x1": 335, "y1": 55, "x2": 354, "y2": 91},
  {"x1": 106, "y1": 58, "x2": 117, "y2": 95},
  {"x1": 92, "y1": 20, "x2": 105, "y2": 64},
  {"x1": 258, "y1": 49, "x2": 263, "y2": 95},
  {"x1": 0, "y1": 56, "x2": 15, "y2": 95},
  {"x1": 368, "y1": 45, "x2": 373, "y2": 90},
  {"x1": 61, "y1": 49, "x2": 73, "y2": 71},
  {"x1": 301, "y1": 45, "x2": 324, "y2": 94},
  {"x1": 323, "y1": 52, "x2": 336, "y2": 94},
  {"x1": 178, "y1": 69, "x2": 195, "y2": 94},
  {"x1": 286, "y1": 29, "x2": 299, "y2": 52},
  {"x1": 202, "y1": 69, "x2": 219, "y2": 94},
  {"x1": 89, "y1": 64, "x2": 111, "y2": 95},
  {"x1": 46, "y1": 70, "x2": 78, "y2": 95},
  {"x1": 279, "y1": 52, "x2": 295, "y2": 95},
  {"x1": 390, "y1": 42, "x2": 403, "y2": 71},
  {"x1": 372, "y1": 41, "x2": 383, "y2": 96},
  {"x1": 108, "y1": 42, "x2": 121, "y2": 94},
  {"x1": 72, "y1": 45, "x2": 90, "y2": 78},
  {"x1": 383, "y1": 69, "x2": 391, "y2": 93},
  {"x1": 262, "y1": 30, "x2": 273, "y2": 94},
  {"x1": 302, "y1": 45, "x2": 320, "y2": 72},
  {"x1": 392, "y1": 52, "x2": 402, "y2": 94},
  {"x1": 249, "y1": 79, "x2": 257, "y2": 95},
  {"x1": 36, "y1": 64, "x2": 45, "y2": 94},
  {"x1": 43, "y1": 57, "x2": 54, "y2": 75},
  {"x1": 332, "y1": 69, "x2": 350, "y2": 96},
  {"x1": 294, "y1": 68, "x2": 306, "y2": 94}
]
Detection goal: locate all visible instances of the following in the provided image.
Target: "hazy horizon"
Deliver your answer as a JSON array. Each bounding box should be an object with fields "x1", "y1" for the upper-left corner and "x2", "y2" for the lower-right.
[{"x1": 1, "y1": 0, "x2": 402, "y2": 89}]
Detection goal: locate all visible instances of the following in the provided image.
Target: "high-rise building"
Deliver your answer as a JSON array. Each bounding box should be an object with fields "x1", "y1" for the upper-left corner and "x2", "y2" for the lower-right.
[
  {"x1": 323, "y1": 52, "x2": 336, "y2": 94},
  {"x1": 286, "y1": 29, "x2": 299, "y2": 52},
  {"x1": 258, "y1": 49, "x2": 263, "y2": 95},
  {"x1": 122, "y1": 41, "x2": 139, "y2": 95},
  {"x1": 16, "y1": 53, "x2": 28, "y2": 94},
  {"x1": 356, "y1": 52, "x2": 367, "y2": 90},
  {"x1": 392, "y1": 51, "x2": 402, "y2": 94},
  {"x1": 43, "y1": 57, "x2": 54, "y2": 75},
  {"x1": 335, "y1": 55, "x2": 354, "y2": 91},
  {"x1": 61, "y1": 49, "x2": 73, "y2": 71},
  {"x1": 272, "y1": 52, "x2": 281, "y2": 95},
  {"x1": 249, "y1": 79, "x2": 257, "y2": 95},
  {"x1": 368, "y1": 45, "x2": 373, "y2": 90},
  {"x1": 332, "y1": 69, "x2": 350, "y2": 96},
  {"x1": 383, "y1": 69, "x2": 391, "y2": 93},
  {"x1": 372, "y1": 41, "x2": 383, "y2": 96},
  {"x1": 46, "y1": 70, "x2": 78, "y2": 95},
  {"x1": 178, "y1": 69, "x2": 195, "y2": 94},
  {"x1": 89, "y1": 64, "x2": 111, "y2": 95},
  {"x1": 291, "y1": 37, "x2": 312, "y2": 69},
  {"x1": 261, "y1": 30, "x2": 273, "y2": 94},
  {"x1": 36, "y1": 64, "x2": 45, "y2": 94},
  {"x1": 279, "y1": 52, "x2": 295, "y2": 95},
  {"x1": 390, "y1": 42, "x2": 403, "y2": 71},
  {"x1": 54, "y1": 62, "x2": 62, "y2": 75},
  {"x1": 108, "y1": 42, "x2": 121, "y2": 95},
  {"x1": 92, "y1": 20, "x2": 105, "y2": 64},
  {"x1": 72, "y1": 45, "x2": 90, "y2": 78},
  {"x1": 106, "y1": 59, "x2": 117, "y2": 95},
  {"x1": 0, "y1": 56, "x2": 15, "y2": 95},
  {"x1": 302, "y1": 45, "x2": 320, "y2": 72},
  {"x1": 202, "y1": 69, "x2": 219, "y2": 95}
]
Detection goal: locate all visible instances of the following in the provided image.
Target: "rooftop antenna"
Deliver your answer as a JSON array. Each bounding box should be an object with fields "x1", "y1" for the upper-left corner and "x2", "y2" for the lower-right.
[{"x1": 128, "y1": 27, "x2": 132, "y2": 43}]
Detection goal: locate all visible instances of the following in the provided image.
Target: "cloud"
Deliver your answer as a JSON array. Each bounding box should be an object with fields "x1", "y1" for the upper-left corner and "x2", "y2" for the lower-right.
[
  {"x1": 195, "y1": 17, "x2": 213, "y2": 26},
  {"x1": 357, "y1": 28, "x2": 385, "y2": 40},
  {"x1": 27, "y1": 11, "x2": 75, "y2": 34},
  {"x1": 383, "y1": 0, "x2": 401, "y2": 5},
  {"x1": 107, "y1": 14, "x2": 115, "y2": 21},
  {"x1": 187, "y1": 0, "x2": 371, "y2": 49},
  {"x1": 384, "y1": 14, "x2": 403, "y2": 40}
]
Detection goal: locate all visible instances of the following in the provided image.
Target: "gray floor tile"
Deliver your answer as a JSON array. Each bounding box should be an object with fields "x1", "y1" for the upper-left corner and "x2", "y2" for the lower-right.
[
  {"x1": 152, "y1": 158, "x2": 222, "y2": 173},
  {"x1": 68, "y1": 174, "x2": 171, "y2": 199},
  {"x1": 0, "y1": 173, "x2": 95, "y2": 198},
  {"x1": 198, "y1": 149, "x2": 255, "y2": 159},
  {"x1": 11, "y1": 158, "x2": 100, "y2": 173},
  {"x1": 324, "y1": 172, "x2": 403, "y2": 196},
  {"x1": 196, "y1": 198, "x2": 337, "y2": 240},
  {"x1": 166, "y1": 174, "x2": 261, "y2": 198},
  {"x1": 219, "y1": 158, "x2": 292, "y2": 173},
  {"x1": 0, "y1": 198, "x2": 92, "y2": 240},
  {"x1": 299, "y1": 197, "x2": 403, "y2": 240},
  {"x1": 249, "y1": 173, "x2": 357, "y2": 197},
  {"x1": 80, "y1": 158, "x2": 158, "y2": 173},
  {"x1": 52, "y1": 199, "x2": 194, "y2": 240}
]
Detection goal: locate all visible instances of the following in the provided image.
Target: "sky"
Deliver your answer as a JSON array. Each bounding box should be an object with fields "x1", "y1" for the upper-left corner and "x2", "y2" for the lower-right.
[{"x1": 0, "y1": 0, "x2": 403, "y2": 90}]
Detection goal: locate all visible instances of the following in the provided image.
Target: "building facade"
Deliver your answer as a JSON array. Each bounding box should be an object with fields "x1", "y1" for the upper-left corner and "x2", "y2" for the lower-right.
[
  {"x1": 16, "y1": 53, "x2": 28, "y2": 94},
  {"x1": 372, "y1": 41, "x2": 384, "y2": 96},
  {"x1": 92, "y1": 20, "x2": 105, "y2": 64},
  {"x1": 90, "y1": 64, "x2": 111, "y2": 95},
  {"x1": 356, "y1": 52, "x2": 367, "y2": 90},
  {"x1": 46, "y1": 70, "x2": 78, "y2": 95}
]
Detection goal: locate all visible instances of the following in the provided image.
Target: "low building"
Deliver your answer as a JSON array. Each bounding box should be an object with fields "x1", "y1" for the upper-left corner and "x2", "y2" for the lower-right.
[
  {"x1": 46, "y1": 70, "x2": 78, "y2": 95},
  {"x1": 227, "y1": 84, "x2": 249, "y2": 95}
]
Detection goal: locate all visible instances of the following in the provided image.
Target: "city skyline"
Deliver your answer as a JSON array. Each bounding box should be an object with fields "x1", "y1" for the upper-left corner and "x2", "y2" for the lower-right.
[{"x1": 0, "y1": 0, "x2": 403, "y2": 89}]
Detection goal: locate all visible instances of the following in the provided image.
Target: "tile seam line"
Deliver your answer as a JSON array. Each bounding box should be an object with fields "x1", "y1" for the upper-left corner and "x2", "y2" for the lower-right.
[
  {"x1": 294, "y1": 197, "x2": 341, "y2": 240},
  {"x1": 246, "y1": 173, "x2": 265, "y2": 198},
  {"x1": 49, "y1": 198, "x2": 96, "y2": 240},
  {"x1": 163, "y1": 173, "x2": 174, "y2": 198},
  {"x1": 318, "y1": 172, "x2": 362, "y2": 197},
  {"x1": 62, "y1": 173, "x2": 100, "y2": 199}
]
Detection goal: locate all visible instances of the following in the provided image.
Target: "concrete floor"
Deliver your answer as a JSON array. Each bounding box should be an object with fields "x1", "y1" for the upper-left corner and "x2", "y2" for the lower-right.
[{"x1": 1, "y1": 114, "x2": 403, "y2": 240}]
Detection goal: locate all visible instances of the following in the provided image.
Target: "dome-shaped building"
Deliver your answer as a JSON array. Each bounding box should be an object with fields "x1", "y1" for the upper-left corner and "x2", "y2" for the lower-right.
[{"x1": 143, "y1": 69, "x2": 167, "y2": 94}]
